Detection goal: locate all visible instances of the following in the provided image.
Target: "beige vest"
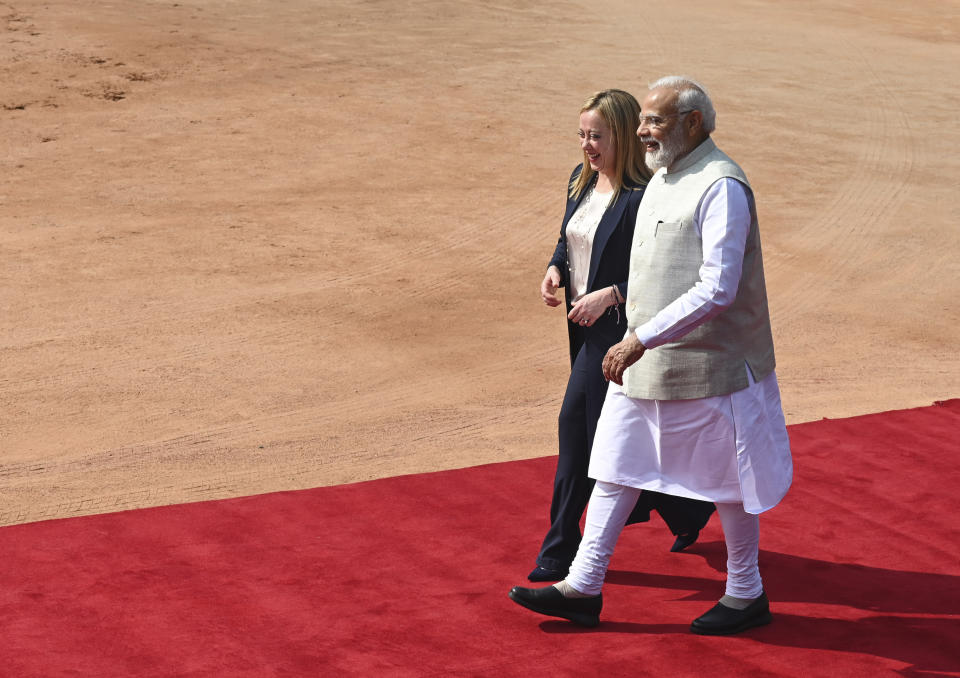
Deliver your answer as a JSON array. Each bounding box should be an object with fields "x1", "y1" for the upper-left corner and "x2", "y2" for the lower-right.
[{"x1": 623, "y1": 138, "x2": 776, "y2": 400}]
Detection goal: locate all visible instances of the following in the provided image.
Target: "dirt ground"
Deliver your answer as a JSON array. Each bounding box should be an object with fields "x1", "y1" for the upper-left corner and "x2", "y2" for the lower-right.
[{"x1": 2, "y1": 0, "x2": 958, "y2": 526}]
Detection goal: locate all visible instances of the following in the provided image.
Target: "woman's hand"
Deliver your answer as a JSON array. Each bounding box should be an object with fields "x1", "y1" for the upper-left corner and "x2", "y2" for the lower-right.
[
  {"x1": 568, "y1": 288, "x2": 613, "y2": 327},
  {"x1": 541, "y1": 266, "x2": 563, "y2": 307}
]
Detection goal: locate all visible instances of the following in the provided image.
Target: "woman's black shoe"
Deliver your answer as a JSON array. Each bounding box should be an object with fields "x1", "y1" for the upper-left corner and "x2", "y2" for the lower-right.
[
  {"x1": 670, "y1": 529, "x2": 700, "y2": 552},
  {"x1": 527, "y1": 565, "x2": 567, "y2": 582}
]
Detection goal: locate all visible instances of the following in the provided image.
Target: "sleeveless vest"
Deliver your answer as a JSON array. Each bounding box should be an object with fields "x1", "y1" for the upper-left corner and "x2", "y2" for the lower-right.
[{"x1": 623, "y1": 138, "x2": 776, "y2": 400}]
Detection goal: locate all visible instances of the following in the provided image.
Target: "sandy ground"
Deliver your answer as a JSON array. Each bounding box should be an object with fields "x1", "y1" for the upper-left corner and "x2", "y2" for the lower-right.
[{"x1": 2, "y1": 0, "x2": 958, "y2": 526}]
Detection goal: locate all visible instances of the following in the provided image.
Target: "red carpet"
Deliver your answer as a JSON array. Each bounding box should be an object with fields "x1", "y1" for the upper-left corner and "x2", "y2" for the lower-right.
[{"x1": 2, "y1": 401, "x2": 959, "y2": 677}]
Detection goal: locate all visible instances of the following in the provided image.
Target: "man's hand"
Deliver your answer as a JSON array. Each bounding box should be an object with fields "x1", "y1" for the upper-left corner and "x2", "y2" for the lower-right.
[
  {"x1": 602, "y1": 333, "x2": 646, "y2": 385},
  {"x1": 541, "y1": 266, "x2": 563, "y2": 307}
]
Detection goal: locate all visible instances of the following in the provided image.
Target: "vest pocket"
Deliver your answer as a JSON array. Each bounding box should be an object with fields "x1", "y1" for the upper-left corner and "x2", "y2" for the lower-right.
[{"x1": 655, "y1": 221, "x2": 683, "y2": 236}]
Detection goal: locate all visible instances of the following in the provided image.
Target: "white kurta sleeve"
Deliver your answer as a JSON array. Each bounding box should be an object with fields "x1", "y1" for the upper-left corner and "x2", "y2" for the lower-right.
[{"x1": 634, "y1": 178, "x2": 752, "y2": 349}]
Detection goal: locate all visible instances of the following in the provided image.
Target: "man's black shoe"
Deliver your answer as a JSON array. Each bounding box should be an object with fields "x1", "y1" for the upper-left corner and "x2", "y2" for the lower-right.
[
  {"x1": 690, "y1": 592, "x2": 772, "y2": 635},
  {"x1": 527, "y1": 566, "x2": 567, "y2": 582},
  {"x1": 508, "y1": 585, "x2": 601, "y2": 627}
]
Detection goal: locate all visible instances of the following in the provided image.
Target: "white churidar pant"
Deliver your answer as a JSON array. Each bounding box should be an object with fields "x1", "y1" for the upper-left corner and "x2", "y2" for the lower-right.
[{"x1": 566, "y1": 482, "x2": 762, "y2": 598}]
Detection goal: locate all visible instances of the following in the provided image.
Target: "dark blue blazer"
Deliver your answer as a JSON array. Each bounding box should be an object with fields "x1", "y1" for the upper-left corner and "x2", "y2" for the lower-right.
[{"x1": 548, "y1": 165, "x2": 646, "y2": 366}]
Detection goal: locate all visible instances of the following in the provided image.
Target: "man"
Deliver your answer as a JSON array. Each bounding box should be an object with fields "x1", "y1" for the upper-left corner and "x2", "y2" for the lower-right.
[{"x1": 509, "y1": 76, "x2": 793, "y2": 635}]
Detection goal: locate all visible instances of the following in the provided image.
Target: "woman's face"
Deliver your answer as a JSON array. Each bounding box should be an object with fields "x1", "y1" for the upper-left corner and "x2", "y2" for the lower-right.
[{"x1": 578, "y1": 108, "x2": 617, "y2": 177}]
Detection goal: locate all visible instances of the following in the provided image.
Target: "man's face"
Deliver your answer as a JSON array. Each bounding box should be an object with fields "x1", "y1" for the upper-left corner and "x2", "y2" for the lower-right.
[{"x1": 637, "y1": 87, "x2": 690, "y2": 171}]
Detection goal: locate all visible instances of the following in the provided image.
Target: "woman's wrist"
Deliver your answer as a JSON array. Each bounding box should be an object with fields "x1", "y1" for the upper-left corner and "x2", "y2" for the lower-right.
[{"x1": 608, "y1": 285, "x2": 622, "y2": 307}]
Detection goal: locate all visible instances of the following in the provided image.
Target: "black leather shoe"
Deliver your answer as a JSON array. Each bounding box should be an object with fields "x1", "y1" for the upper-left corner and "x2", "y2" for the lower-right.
[
  {"x1": 508, "y1": 585, "x2": 602, "y2": 627},
  {"x1": 527, "y1": 566, "x2": 567, "y2": 582},
  {"x1": 670, "y1": 530, "x2": 700, "y2": 552},
  {"x1": 690, "y1": 592, "x2": 772, "y2": 635}
]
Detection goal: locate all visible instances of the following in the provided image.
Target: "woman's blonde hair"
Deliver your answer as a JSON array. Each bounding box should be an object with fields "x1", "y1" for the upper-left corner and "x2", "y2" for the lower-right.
[{"x1": 569, "y1": 89, "x2": 651, "y2": 202}]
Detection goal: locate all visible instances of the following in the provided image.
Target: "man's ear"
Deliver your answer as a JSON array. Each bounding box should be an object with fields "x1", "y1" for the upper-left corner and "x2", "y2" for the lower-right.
[{"x1": 685, "y1": 109, "x2": 703, "y2": 137}]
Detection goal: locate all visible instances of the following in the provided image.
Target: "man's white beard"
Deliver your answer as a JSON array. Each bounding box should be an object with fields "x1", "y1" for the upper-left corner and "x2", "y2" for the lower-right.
[{"x1": 643, "y1": 123, "x2": 687, "y2": 172}]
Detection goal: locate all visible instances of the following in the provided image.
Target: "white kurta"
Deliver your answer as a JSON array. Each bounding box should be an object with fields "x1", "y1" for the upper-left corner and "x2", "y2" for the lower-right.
[{"x1": 588, "y1": 178, "x2": 792, "y2": 514}]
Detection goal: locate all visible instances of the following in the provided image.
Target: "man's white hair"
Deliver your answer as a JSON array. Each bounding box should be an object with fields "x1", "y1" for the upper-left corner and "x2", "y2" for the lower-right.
[{"x1": 649, "y1": 76, "x2": 716, "y2": 134}]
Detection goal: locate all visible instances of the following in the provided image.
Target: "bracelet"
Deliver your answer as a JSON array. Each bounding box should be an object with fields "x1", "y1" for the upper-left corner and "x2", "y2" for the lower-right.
[{"x1": 608, "y1": 286, "x2": 622, "y2": 324}]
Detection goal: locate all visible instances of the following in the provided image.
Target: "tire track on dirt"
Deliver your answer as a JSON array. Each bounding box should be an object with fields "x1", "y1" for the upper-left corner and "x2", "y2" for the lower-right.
[
  {"x1": 0, "y1": 340, "x2": 567, "y2": 480},
  {"x1": 769, "y1": 40, "x2": 913, "y2": 322},
  {"x1": 3, "y1": 187, "x2": 558, "y2": 349},
  {"x1": 406, "y1": 189, "x2": 559, "y2": 299},
  {"x1": 1, "y1": 186, "x2": 559, "y2": 415},
  {"x1": 0, "y1": 376, "x2": 564, "y2": 526},
  {"x1": 0, "y1": 392, "x2": 559, "y2": 526}
]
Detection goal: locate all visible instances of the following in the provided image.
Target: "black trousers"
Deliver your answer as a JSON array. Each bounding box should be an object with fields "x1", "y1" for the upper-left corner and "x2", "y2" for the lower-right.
[{"x1": 536, "y1": 340, "x2": 716, "y2": 571}]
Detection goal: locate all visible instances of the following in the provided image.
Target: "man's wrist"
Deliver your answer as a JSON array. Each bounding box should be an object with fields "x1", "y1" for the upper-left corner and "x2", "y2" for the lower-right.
[{"x1": 634, "y1": 326, "x2": 657, "y2": 348}]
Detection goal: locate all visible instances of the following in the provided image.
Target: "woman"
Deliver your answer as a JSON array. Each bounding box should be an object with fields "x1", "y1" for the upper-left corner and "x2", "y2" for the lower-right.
[{"x1": 529, "y1": 89, "x2": 715, "y2": 582}]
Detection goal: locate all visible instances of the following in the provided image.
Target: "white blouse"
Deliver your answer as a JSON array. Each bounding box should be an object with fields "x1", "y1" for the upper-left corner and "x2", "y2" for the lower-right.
[{"x1": 565, "y1": 186, "x2": 613, "y2": 302}]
